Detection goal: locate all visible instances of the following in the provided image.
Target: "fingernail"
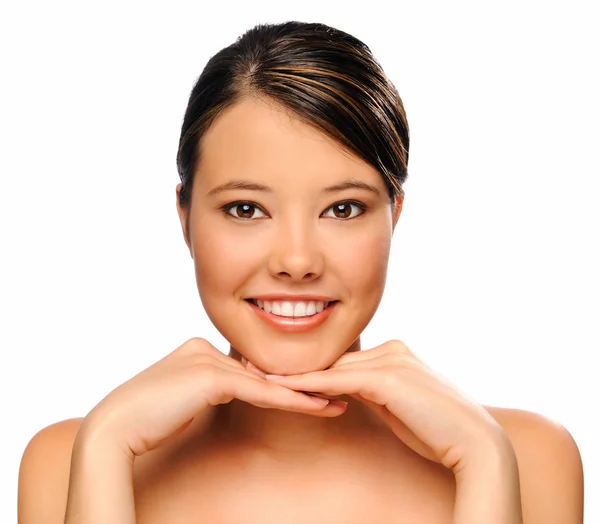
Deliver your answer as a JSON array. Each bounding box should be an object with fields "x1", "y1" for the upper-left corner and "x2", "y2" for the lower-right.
[
  {"x1": 240, "y1": 356, "x2": 248, "y2": 365},
  {"x1": 328, "y1": 400, "x2": 348, "y2": 409},
  {"x1": 309, "y1": 396, "x2": 329, "y2": 406}
]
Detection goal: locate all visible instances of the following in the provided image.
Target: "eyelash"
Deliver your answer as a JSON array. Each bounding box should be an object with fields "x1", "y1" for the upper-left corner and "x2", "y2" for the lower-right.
[{"x1": 221, "y1": 200, "x2": 368, "y2": 221}]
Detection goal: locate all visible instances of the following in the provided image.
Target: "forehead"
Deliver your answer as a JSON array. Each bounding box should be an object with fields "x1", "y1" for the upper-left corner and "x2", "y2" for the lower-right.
[{"x1": 196, "y1": 97, "x2": 383, "y2": 188}]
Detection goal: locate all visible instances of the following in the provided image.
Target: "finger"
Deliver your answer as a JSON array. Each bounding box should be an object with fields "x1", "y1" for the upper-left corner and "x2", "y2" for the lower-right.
[
  {"x1": 206, "y1": 356, "x2": 330, "y2": 398},
  {"x1": 227, "y1": 371, "x2": 347, "y2": 418},
  {"x1": 328, "y1": 340, "x2": 411, "y2": 368},
  {"x1": 265, "y1": 368, "x2": 374, "y2": 398},
  {"x1": 178, "y1": 349, "x2": 247, "y2": 373},
  {"x1": 207, "y1": 357, "x2": 348, "y2": 408},
  {"x1": 326, "y1": 345, "x2": 391, "y2": 368},
  {"x1": 328, "y1": 355, "x2": 385, "y2": 370},
  {"x1": 195, "y1": 356, "x2": 259, "y2": 377}
]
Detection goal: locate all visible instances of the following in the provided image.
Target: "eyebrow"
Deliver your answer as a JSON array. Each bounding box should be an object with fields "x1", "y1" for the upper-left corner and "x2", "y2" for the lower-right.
[
  {"x1": 323, "y1": 180, "x2": 380, "y2": 195},
  {"x1": 207, "y1": 179, "x2": 380, "y2": 197},
  {"x1": 207, "y1": 180, "x2": 272, "y2": 197}
]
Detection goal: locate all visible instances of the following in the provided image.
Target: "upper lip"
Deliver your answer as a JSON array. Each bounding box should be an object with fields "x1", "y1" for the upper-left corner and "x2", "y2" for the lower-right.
[{"x1": 246, "y1": 294, "x2": 338, "y2": 302}]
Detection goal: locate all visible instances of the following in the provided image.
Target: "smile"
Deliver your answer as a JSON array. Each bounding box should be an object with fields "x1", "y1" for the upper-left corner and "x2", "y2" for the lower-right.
[
  {"x1": 248, "y1": 299, "x2": 330, "y2": 318},
  {"x1": 245, "y1": 299, "x2": 339, "y2": 332}
]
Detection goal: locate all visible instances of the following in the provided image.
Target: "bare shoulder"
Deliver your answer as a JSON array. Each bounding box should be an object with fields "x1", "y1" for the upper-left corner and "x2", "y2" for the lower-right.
[
  {"x1": 484, "y1": 405, "x2": 584, "y2": 524},
  {"x1": 18, "y1": 418, "x2": 84, "y2": 524}
]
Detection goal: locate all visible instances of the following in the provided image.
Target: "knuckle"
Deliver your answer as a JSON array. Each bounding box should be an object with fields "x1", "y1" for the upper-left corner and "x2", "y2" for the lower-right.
[
  {"x1": 389, "y1": 339, "x2": 410, "y2": 352},
  {"x1": 186, "y1": 337, "x2": 211, "y2": 352},
  {"x1": 388, "y1": 340, "x2": 417, "y2": 361},
  {"x1": 177, "y1": 337, "x2": 215, "y2": 359}
]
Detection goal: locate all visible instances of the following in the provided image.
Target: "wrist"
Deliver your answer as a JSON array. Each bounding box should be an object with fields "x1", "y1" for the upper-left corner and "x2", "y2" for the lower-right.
[
  {"x1": 453, "y1": 434, "x2": 523, "y2": 524},
  {"x1": 453, "y1": 425, "x2": 515, "y2": 478},
  {"x1": 75, "y1": 413, "x2": 134, "y2": 464},
  {"x1": 65, "y1": 420, "x2": 136, "y2": 524}
]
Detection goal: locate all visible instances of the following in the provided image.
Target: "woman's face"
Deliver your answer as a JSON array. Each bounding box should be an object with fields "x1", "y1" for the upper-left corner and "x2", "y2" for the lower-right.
[{"x1": 176, "y1": 97, "x2": 402, "y2": 375}]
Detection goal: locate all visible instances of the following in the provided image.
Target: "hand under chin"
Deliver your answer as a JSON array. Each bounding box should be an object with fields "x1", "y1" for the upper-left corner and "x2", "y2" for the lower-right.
[{"x1": 242, "y1": 357, "x2": 344, "y2": 401}]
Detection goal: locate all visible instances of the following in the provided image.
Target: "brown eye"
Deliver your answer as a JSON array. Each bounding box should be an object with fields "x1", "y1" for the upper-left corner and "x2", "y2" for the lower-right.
[
  {"x1": 236, "y1": 203, "x2": 255, "y2": 218},
  {"x1": 224, "y1": 202, "x2": 266, "y2": 220},
  {"x1": 323, "y1": 202, "x2": 365, "y2": 220},
  {"x1": 333, "y1": 203, "x2": 351, "y2": 218}
]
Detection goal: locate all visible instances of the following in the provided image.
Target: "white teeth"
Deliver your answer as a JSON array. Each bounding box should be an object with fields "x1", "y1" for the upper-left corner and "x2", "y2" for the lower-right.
[
  {"x1": 252, "y1": 299, "x2": 332, "y2": 317},
  {"x1": 294, "y1": 302, "x2": 307, "y2": 316},
  {"x1": 281, "y1": 302, "x2": 294, "y2": 316}
]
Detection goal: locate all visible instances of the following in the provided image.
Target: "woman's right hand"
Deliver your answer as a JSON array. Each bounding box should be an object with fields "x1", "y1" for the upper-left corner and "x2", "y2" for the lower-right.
[{"x1": 78, "y1": 337, "x2": 346, "y2": 458}]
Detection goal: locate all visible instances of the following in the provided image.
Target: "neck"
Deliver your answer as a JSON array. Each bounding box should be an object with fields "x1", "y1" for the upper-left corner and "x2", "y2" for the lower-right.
[
  {"x1": 212, "y1": 339, "x2": 387, "y2": 458},
  {"x1": 214, "y1": 395, "x2": 387, "y2": 459}
]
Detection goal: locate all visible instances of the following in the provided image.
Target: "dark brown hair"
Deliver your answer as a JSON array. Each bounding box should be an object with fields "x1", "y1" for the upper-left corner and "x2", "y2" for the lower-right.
[{"x1": 176, "y1": 21, "x2": 409, "y2": 211}]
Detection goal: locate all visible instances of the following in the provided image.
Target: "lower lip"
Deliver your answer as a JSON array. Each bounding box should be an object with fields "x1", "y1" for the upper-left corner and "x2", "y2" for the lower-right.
[{"x1": 246, "y1": 300, "x2": 338, "y2": 333}]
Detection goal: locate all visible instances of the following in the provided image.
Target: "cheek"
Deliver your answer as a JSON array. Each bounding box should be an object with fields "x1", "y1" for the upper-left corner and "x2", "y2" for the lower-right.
[
  {"x1": 191, "y1": 220, "x2": 263, "y2": 301},
  {"x1": 327, "y1": 225, "x2": 392, "y2": 300}
]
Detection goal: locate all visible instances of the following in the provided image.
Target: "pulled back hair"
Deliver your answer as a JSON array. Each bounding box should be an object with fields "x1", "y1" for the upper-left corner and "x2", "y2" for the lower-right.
[{"x1": 176, "y1": 21, "x2": 409, "y2": 211}]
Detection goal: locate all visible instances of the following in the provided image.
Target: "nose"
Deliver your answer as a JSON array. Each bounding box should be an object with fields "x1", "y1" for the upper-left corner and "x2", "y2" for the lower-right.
[{"x1": 267, "y1": 219, "x2": 325, "y2": 281}]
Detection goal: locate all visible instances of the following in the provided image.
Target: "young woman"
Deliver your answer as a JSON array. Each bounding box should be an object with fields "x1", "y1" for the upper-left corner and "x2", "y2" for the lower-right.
[{"x1": 18, "y1": 21, "x2": 583, "y2": 524}]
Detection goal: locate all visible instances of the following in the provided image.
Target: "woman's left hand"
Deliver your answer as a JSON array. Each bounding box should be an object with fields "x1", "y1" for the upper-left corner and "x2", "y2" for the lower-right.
[{"x1": 264, "y1": 340, "x2": 511, "y2": 475}]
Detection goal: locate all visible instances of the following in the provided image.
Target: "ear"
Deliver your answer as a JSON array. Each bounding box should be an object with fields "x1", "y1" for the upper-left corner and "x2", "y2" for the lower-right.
[
  {"x1": 392, "y1": 194, "x2": 404, "y2": 232},
  {"x1": 175, "y1": 183, "x2": 193, "y2": 256}
]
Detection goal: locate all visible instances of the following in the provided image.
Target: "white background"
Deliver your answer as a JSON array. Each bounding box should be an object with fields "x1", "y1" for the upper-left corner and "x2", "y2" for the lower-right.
[{"x1": 1, "y1": 0, "x2": 598, "y2": 521}]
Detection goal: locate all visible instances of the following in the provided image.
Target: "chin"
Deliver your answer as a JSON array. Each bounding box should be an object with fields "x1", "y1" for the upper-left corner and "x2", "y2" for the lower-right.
[
  {"x1": 224, "y1": 323, "x2": 364, "y2": 375},
  {"x1": 204, "y1": 295, "x2": 376, "y2": 374}
]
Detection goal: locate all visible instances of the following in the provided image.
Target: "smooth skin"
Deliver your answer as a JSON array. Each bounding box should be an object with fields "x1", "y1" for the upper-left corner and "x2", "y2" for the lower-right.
[{"x1": 18, "y1": 97, "x2": 584, "y2": 523}]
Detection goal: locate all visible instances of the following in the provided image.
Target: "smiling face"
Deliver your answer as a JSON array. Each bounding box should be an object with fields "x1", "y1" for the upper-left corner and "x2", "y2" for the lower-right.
[{"x1": 176, "y1": 97, "x2": 403, "y2": 375}]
